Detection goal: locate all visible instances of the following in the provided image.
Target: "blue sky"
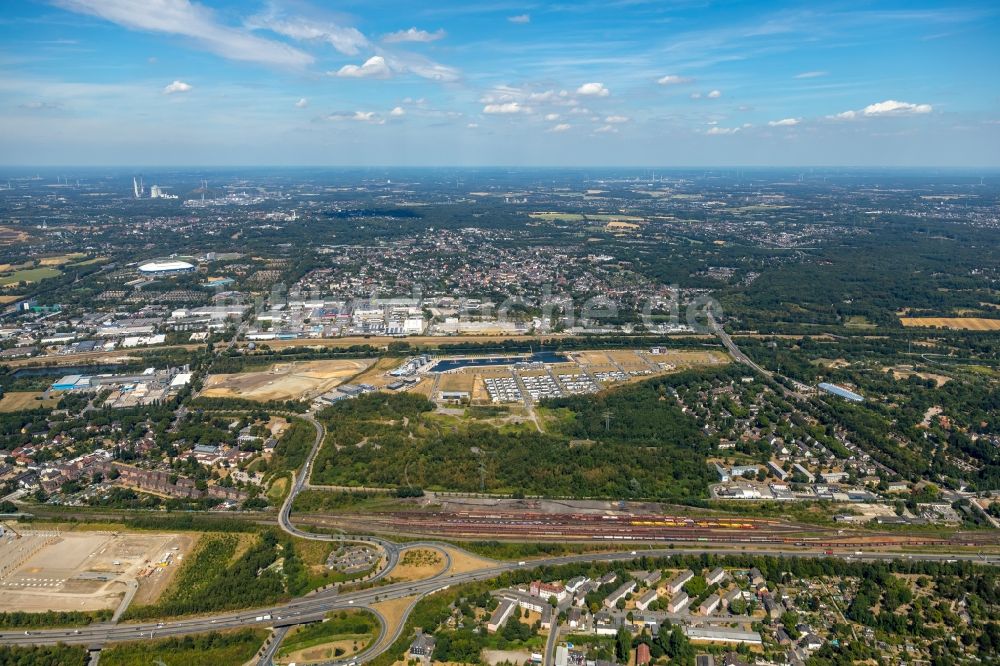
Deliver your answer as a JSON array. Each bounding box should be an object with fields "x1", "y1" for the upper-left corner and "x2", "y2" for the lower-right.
[{"x1": 1, "y1": 0, "x2": 999, "y2": 166}]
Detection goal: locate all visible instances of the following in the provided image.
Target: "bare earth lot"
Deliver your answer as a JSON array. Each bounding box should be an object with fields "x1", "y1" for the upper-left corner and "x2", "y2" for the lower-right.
[
  {"x1": 202, "y1": 359, "x2": 374, "y2": 402},
  {"x1": 0, "y1": 528, "x2": 191, "y2": 612}
]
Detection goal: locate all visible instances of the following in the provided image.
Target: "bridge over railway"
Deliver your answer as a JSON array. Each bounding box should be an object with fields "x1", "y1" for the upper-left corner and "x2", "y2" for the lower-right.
[{"x1": 3, "y1": 410, "x2": 996, "y2": 666}]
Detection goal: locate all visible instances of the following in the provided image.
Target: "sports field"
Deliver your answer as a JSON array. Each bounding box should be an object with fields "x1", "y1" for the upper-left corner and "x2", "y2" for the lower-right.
[{"x1": 201, "y1": 359, "x2": 374, "y2": 402}]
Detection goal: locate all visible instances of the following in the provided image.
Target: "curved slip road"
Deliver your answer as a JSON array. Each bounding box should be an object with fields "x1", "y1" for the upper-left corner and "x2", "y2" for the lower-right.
[{"x1": 4, "y1": 410, "x2": 996, "y2": 662}]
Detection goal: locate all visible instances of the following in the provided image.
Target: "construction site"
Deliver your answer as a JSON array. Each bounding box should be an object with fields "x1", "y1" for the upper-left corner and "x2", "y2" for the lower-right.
[
  {"x1": 0, "y1": 524, "x2": 192, "y2": 613},
  {"x1": 201, "y1": 358, "x2": 374, "y2": 402}
]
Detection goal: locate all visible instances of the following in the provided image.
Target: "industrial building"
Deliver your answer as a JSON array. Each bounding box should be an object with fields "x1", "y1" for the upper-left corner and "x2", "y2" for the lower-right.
[
  {"x1": 817, "y1": 382, "x2": 864, "y2": 402},
  {"x1": 684, "y1": 627, "x2": 762, "y2": 646}
]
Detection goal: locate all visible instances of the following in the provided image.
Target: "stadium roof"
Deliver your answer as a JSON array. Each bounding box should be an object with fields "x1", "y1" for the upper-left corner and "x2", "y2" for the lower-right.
[{"x1": 138, "y1": 259, "x2": 194, "y2": 273}]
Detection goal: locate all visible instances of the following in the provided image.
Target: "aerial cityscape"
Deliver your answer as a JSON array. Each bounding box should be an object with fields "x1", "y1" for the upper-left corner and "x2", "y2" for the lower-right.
[{"x1": 0, "y1": 2, "x2": 999, "y2": 666}]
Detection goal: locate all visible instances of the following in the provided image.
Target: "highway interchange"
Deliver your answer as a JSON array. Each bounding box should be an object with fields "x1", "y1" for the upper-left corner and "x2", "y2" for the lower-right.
[
  {"x1": 1, "y1": 324, "x2": 996, "y2": 664},
  {"x1": 2, "y1": 408, "x2": 996, "y2": 665}
]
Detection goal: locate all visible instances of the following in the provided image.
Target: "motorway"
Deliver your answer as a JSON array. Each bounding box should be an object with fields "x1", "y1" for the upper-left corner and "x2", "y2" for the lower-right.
[
  {"x1": 3, "y1": 375, "x2": 997, "y2": 664},
  {"x1": 1, "y1": 541, "x2": 993, "y2": 646},
  {"x1": 706, "y1": 311, "x2": 805, "y2": 399}
]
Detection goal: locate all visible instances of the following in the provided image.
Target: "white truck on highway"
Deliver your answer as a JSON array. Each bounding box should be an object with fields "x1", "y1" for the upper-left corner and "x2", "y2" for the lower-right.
[{"x1": 255, "y1": 614, "x2": 272, "y2": 622}]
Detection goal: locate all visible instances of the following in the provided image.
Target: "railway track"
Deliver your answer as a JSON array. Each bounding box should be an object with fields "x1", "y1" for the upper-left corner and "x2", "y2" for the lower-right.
[{"x1": 311, "y1": 510, "x2": 998, "y2": 550}]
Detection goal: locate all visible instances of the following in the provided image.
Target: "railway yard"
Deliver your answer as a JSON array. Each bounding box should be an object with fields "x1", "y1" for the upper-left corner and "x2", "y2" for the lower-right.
[{"x1": 298, "y1": 507, "x2": 1000, "y2": 551}]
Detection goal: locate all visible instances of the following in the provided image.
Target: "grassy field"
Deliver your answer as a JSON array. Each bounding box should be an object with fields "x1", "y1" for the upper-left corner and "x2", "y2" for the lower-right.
[
  {"x1": 289, "y1": 536, "x2": 361, "y2": 591},
  {"x1": 266, "y1": 473, "x2": 291, "y2": 502},
  {"x1": 0, "y1": 266, "x2": 61, "y2": 286},
  {"x1": 277, "y1": 610, "x2": 379, "y2": 664},
  {"x1": 101, "y1": 629, "x2": 267, "y2": 666},
  {"x1": 0, "y1": 391, "x2": 60, "y2": 412}
]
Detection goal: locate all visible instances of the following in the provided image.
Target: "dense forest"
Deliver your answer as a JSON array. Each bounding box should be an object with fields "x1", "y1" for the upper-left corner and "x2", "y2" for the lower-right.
[
  {"x1": 100, "y1": 629, "x2": 267, "y2": 666},
  {"x1": 717, "y1": 218, "x2": 1000, "y2": 332},
  {"x1": 0, "y1": 644, "x2": 88, "y2": 666},
  {"x1": 310, "y1": 372, "x2": 718, "y2": 501}
]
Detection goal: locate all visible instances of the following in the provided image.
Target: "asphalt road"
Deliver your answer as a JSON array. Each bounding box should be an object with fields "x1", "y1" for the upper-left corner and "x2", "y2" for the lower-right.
[
  {"x1": 544, "y1": 620, "x2": 561, "y2": 666},
  {"x1": 5, "y1": 383, "x2": 996, "y2": 662},
  {"x1": 256, "y1": 626, "x2": 290, "y2": 666},
  {"x1": 2, "y1": 544, "x2": 993, "y2": 649}
]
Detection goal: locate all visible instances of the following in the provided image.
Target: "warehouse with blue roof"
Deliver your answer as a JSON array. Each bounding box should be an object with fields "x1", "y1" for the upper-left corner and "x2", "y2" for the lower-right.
[{"x1": 818, "y1": 382, "x2": 864, "y2": 402}]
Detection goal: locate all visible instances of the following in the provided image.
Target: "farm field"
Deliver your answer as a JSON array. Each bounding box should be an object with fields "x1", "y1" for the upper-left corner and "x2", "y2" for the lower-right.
[
  {"x1": 899, "y1": 317, "x2": 1000, "y2": 330},
  {"x1": 0, "y1": 225, "x2": 33, "y2": 245},
  {"x1": 38, "y1": 253, "x2": 86, "y2": 266},
  {"x1": 201, "y1": 358, "x2": 374, "y2": 402}
]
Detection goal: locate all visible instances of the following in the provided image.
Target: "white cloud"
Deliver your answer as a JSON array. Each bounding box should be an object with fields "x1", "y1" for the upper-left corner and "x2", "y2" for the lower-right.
[
  {"x1": 467, "y1": 122, "x2": 479, "y2": 128},
  {"x1": 247, "y1": 12, "x2": 368, "y2": 56},
  {"x1": 707, "y1": 89, "x2": 721, "y2": 99},
  {"x1": 862, "y1": 99, "x2": 933, "y2": 116},
  {"x1": 390, "y1": 106, "x2": 405, "y2": 116},
  {"x1": 334, "y1": 55, "x2": 392, "y2": 78},
  {"x1": 544, "y1": 113, "x2": 560, "y2": 121},
  {"x1": 550, "y1": 123, "x2": 571, "y2": 132},
  {"x1": 295, "y1": 97, "x2": 308, "y2": 108},
  {"x1": 657, "y1": 74, "x2": 692, "y2": 86},
  {"x1": 55, "y1": 0, "x2": 315, "y2": 67},
  {"x1": 383, "y1": 27, "x2": 445, "y2": 43},
  {"x1": 594, "y1": 124, "x2": 618, "y2": 134},
  {"x1": 569, "y1": 107, "x2": 591, "y2": 115},
  {"x1": 163, "y1": 80, "x2": 192, "y2": 94},
  {"x1": 794, "y1": 71, "x2": 827, "y2": 79},
  {"x1": 830, "y1": 100, "x2": 933, "y2": 120},
  {"x1": 393, "y1": 56, "x2": 460, "y2": 82},
  {"x1": 690, "y1": 92, "x2": 701, "y2": 99},
  {"x1": 483, "y1": 101, "x2": 526, "y2": 114},
  {"x1": 706, "y1": 126, "x2": 740, "y2": 135},
  {"x1": 508, "y1": 14, "x2": 530, "y2": 24},
  {"x1": 327, "y1": 111, "x2": 384, "y2": 124},
  {"x1": 605, "y1": 115, "x2": 629, "y2": 124},
  {"x1": 576, "y1": 82, "x2": 609, "y2": 97},
  {"x1": 768, "y1": 117, "x2": 800, "y2": 126}
]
